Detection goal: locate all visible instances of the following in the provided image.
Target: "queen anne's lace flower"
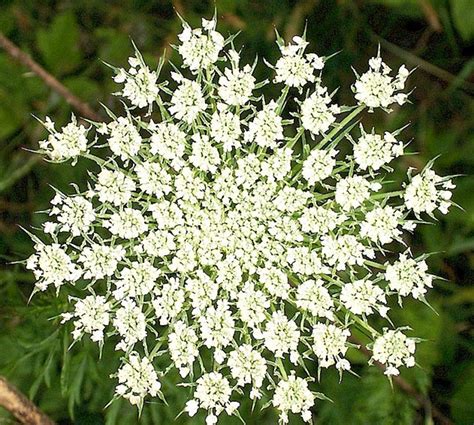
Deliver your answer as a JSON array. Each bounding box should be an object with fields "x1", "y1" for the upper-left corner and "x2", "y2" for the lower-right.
[
  {"x1": 354, "y1": 127, "x2": 404, "y2": 170},
  {"x1": 178, "y1": 18, "x2": 224, "y2": 72},
  {"x1": 244, "y1": 101, "x2": 283, "y2": 148},
  {"x1": 404, "y1": 168, "x2": 454, "y2": 215},
  {"x1": 27, "y1": 243, "x2": 81, "y2": 291},
  {"x1": 273, "y1": 36, "x2": 324, "y2": 88},
  {"x1": 360, "y1": 205, "x2": 402, "y2": 245},
  {"x1": 228, "y1": 344, "x2": 266, "y2": 393},
  {"x1": 371, "y1": 329, "x2": 416, "y2": 376},
  {"x1": 312, "y1": 323, "x2": 350, "y2": 370},
  {"x1": 39, "y1": 115, "x2": 88, "y2": 161},
  {"x1": 115, "y1": 354, "x2": 161, "y2": 407},
  {"x1": 169, "y1": 77, "x2": 206, "y2": 123},
  {"x1": 62, "y1": 295, "x2": 111, "y2": 342},
  {"x1": 272, "y1": 373, "x2": 314, "y2": 423},
  {"x1": 385, "y1": 254, "x2": 433, "y2": 299},
  {"x1": 46, "y1": 194, "x2": 95, "y2": 236},
  {"x1": 335, "y1": 175, "x2": 381, "y2": 210},
  {"x1": 302, "y1": 148, "x2": 337, "y2": 185},
  {"x1": 27, "y1": 15, "x2": 455, "y2": 424},
  {"x1": 113, "y1": 54, "x2": 159, "y2": 108},
  {"x1": 340, "y1": 278, "x2": 388, "y2": 317},
  {"x1": 353, "y1": 49, "x2": 409, "y2": 111},
  {"x1": 300, "y1": 84, "x2": 341, "y2": 135},
  {"x1": 218, "y1": 55, "x2": 255, "y2": 106}
]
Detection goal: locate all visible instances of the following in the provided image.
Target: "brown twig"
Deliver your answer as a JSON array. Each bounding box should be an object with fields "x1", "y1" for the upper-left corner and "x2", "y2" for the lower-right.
[
  {"x1": 0, "y1": 32, "x2": 102, "y2": 121},
  {"x1": 0, "y1": 376, "x2": 55, "y2": 425},
  {"x1": 350, "y1": 337, "x2": 453, "y2": 425}
]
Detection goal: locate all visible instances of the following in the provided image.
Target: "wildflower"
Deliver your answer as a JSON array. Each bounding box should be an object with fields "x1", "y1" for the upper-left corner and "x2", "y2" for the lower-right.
[
  {"x1": 115, "y1": 354, "x2": 161, "y2": 406},
  {"x1": 26, "y1": 243, "x2": 80, "y2": 291},
  {"x1": 335, "y1": 176, "x2": 381, "y2": 210},
  {"x1": 272, "y1": 373, "x2": 314, "y2": 423},
  {"x1": 218, "y1": 57, "x2": 255, "y2": 106},
  {"x1": 300, "y1": 84, "x2": 340, "y2": 135},
  {"x1": 169, "y1": 78, "x2": 206, "y2": 123},
  {"x1": 354, "y1": 128, "x2": 404, "y2": 170},
  {"x1": 244, "y1": 101, "x2": 284, "y2": 148},
  {"x1": 302, "y1": 148, "x2": 337, "y2": 185},
  {"x1": 39, "y1": 115, "x2": 88, "y2": 161},
  {"x1": 274, "y1": 36, "x2": 323, "y2": 88},
  {"x1": 385, "y1": 254, "x2": 433, "y2": 299},
  {"x1": 354, "y1": 49, "x2": 410, "y2": 111},
  {"x1": 340, "y1": 278, "x2": 388, "y2": 317},
  {"x1": 113, "y1": 54, "x2": 159, "y2": 108},
  {"x1": 404, "y1": 168, "x2": 454, "y2": 215},
  {"x1": 312, "y1": 324, "x2": 350, "y2": 370},
  {"x1": 371, "y1": 329, "x2": 416, "y2": 376},
  {"x1": 62, "y1": 295, "x2": 111, "y2": 342},
  {"x1": 360, "y1": 205, "x2": 403, "y2": 245},
  {"x1": 178, "y1": 18, "x2": 224, "y2": 71}
]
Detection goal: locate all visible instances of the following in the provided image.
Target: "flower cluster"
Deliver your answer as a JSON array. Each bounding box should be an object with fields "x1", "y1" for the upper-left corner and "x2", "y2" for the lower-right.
[{"x1": 28, "y1": 16, "x2": 455, "y2": 424}]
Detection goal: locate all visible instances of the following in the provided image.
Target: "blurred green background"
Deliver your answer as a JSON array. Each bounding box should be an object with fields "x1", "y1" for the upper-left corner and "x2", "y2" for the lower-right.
[{"x1": 0, "y1": 0, "x2": 473, "y2": 424}]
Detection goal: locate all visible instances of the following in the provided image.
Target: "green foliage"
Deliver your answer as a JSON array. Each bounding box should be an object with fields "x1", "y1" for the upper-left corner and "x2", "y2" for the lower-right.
[{"x1": 0, "y1": 0, "x2": 472, "y2": 424}]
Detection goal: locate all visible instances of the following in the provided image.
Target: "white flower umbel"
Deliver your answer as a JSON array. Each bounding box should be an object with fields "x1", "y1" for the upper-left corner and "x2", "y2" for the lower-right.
[
  {"x1": 371, "y1": 329, "x2": 416, "y2": 376},
  {"x1": 354, "y1": 127, "x2": 404, "y2": 170},
  {"x1": 302, "y1": 148, "x2": 337, "y2": 185},
  {"x1": 300, "y1": 84, "x2": 341, "y2": 135},
  {"x1": 405, "y1": 168, "x2": 454, "y2": 216},
  {"x1": 272, "y1": 373, "x2": 314, "y2": 424},
  {"x1": 115, "y1": 353, "x2": 161, "y2": 407},
  {"x1": 312, "y1": 323, "x2": 350, "y2": 370},
  {"x1": 385, "y1": 254, "x2": 433, "y2": 299},
  {"x1": 62, "y1": 295, "x2": 111, "y2": 342},
  {"x1": 27, "y1": 15, "x2": 455, "y2": 423},
  {"x1": 113, "y1": 54, "x2": 159, "y2": 108},
  {"x1": 353, "y1": 48, "x2": 410, "y2": 111},
  {"x1": 39, "y1": 115, "x2": 88, "y2": 162}
]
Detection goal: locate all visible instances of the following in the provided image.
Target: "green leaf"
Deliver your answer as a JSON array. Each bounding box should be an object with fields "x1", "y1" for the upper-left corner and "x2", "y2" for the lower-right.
[
  {"x1": 450, "y1": 0, "x2": 474, "y2": 40},
  {"x1": 36, "y1": 12, "x2": 82, "y2": 76}
]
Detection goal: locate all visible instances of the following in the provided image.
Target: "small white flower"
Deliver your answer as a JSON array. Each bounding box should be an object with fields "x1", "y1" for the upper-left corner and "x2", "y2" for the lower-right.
[
  {"x1": 302, "y1": 148, "x2": 337, "y2": 185},
  {"x1": 244, "y1": 101, "x2": 284, "y2": 148},
  {"x1": 39, "y1": 115, "x2": 88, "y2": 161},
  {"x1": 78, "y1": 244, "x2": 125, "y2": 280},
  {"x1": 218, "y1": 60, "x2": 255, "y2": 106},
  {"x1": 210, "y1": 109, "x2": 242, "y2": 151},
  {"x1": 26, "y1": 243, "x2": 81, "y2": 291},
  {"x1": 335, "y1": 175, "x2": 380, "y2": 210},
  {"x1": 228, "y1": 344, "x2": 266, "y2": 389},
  {"x1": 168, "y1": 321, "x2": 199, "y2": 376},
  {"x1": 312, "y1": 323, "x2": 350, "y2": 370},
  {"x1": 105, "y1": 208, "x2": 148, "y2": 239},
  {"x1": 360, "y1": 205, "x2": 402, "y2": 245},
  {"x1": 354, "y1": 128, "x2": 404, "y2": 170},
  {"x1": 262, "y1": 311, "x2": 300, "y2": 359},
  {"x1": 385, "y1": 254, "x2": 433, "y2": 299},
  {"x1": 189, "y1": 133, "x2": 221, "y2": 173},
  {"x1": 115, "y1": 354, "x2": 161, "y2": 406},
  {"x1": 300, "y1": 84, "x2": 341, "y2": 135},
  {"x1": 178, "y1": 19, "x2": 224, "y2": 71},
  {"x1": 113, "y1": 299, "x2": 147, "y2": 350},
  {"x1": 113, "y1": 55, "x2": 159, "y2": 108},
  {"x1": 404, "y1": 168, "x2": 454, "y2": 216},
  {"x1": 372, "y1": 329, "x2": 416, "y2": 376},
  {"x1": 296, "y1": 279, "x2": 334, "y2": 320},
  {"x1": 170, "y1": 79, "x2": 206, "y2": 124},
  {"x1": 354, "y1": 49, "x2": 409, "y2": 111},
  {"x1": 94, "y1": 169, "x2": 136, "y2": 206},
  {"x1": 272, "y1": 373, "x2": 314, "y2": 424},
  {"x1": 340, "y1": 278, "x2": 387, "y2": 317},
  {"x1": 107, "y1": 117, "x2": 142, "y2": 160},
  {"x1": 63, "y1": 295, "x2": 111, "y2": 342}
]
